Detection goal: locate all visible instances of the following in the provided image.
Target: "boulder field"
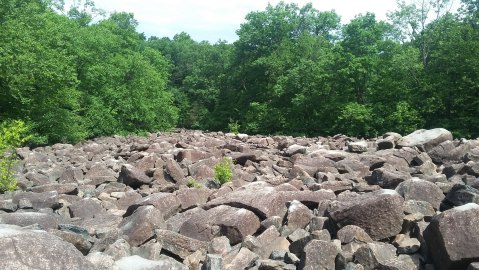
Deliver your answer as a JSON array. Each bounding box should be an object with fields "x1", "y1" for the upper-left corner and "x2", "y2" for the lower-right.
[{"x1": 1, "y1": 128, "x2": 479, "y2": 270}]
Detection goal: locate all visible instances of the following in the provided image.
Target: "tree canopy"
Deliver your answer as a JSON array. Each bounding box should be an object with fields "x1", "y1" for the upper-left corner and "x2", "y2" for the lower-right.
[{"x1": 1, "y1": 0, "x2": 478, "y2": 144}]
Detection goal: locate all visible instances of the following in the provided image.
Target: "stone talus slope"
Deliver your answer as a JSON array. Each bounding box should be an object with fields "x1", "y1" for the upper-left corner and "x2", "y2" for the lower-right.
[{"x1": 0, "y1": 128, "x2": 478, "y2": 269}]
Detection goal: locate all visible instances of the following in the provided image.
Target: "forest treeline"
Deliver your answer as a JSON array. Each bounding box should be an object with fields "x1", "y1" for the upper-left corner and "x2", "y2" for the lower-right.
[{"x1": 1, "y1": 0, "x2": 478, "y2": 144}]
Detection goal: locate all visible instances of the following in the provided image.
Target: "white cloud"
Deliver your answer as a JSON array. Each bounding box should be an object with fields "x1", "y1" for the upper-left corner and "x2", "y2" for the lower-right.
[{"x1": 91, "y1": 0, "x2": 402, "y2": 42}]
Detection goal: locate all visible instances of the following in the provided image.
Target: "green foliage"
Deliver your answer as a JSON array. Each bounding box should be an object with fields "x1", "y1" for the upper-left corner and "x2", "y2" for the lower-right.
[
  {"x1": 335, "y1": 102, "x2": 376, "y2": 137},
  {"x1": 186, "y1": 178, "x2": 203, "y2": 188},
  {"x1": 1, "y1": 0, "x2": 478, "y2": 142},
  {"x1": 214, "y1": 157, "x2": 233, "y2": 185},
  {"x1": 0, "y1": 120, "x2": 30, "y2": 193},
  {"x1": 228, "y1": 120, "x2": 240, "y2": 135}
]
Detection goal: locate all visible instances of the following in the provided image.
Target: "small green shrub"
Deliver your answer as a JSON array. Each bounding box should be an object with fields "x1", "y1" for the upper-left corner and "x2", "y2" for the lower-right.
[
  {"x1": 187, "y1": 178, "x2": 203, "y2": 188},
  {"x1": 214, "y1": 157, "x2": 233, "y2": 185},
  {"x1": 0, "y1": 120, "x2": 31, "y2": 193},
  {"x1": 228, "y1": 119, "x2": 240, "y2": 135}
]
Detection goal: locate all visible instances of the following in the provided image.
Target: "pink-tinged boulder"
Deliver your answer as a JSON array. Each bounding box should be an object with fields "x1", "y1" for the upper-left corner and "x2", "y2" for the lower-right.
[
  {"x1": 126, "y1": 192, "x2": 181, "y2": 219},
  {"x1": 395, "y1": 178, "x2": 445, "y2": 210},
  {"x1": 0, "y1": 224, "x2": 95, "y2": 270},
  {"x1": 328, "y1": 189, "x2": 404, "y2": 240},
  {"x1": 176, "y1": 188, "x2": 213, "y2": 210},
  {"x1": 285, "y1": 200, "x2": 313, "y2": 230},
  {"x1": 12, "y1": 191, "x2": 60, "y2": 210},
  {"x1": 0, "y1": 212, "x2": 62, "y2": 230},
  {"x1": 155, "y1": 229, "x2": 208, "y2": 260},
  {"x1": 118, "y1": 205, "x2": 166, "y2": 247},
  {"x1": 205, "y1": 182, "x2": 288, "y2": 219},
  {"x1": 301, "y1": 240, "x2": 338, "y2": 270},
  {"x1": 69, "y1": 198, "x2": 106, "y2": 219},
  {"x1": 424, "y1": 203, "x2": 479, "y2": 270},
  {"x1": 179, "y1": 205, "x2": 260, "y2": 245},
  {"x1": 118, "y1": 164, "x2": 152, "y2": 188},
  {"x1": 398, "y1": 128, "x2": 453, "y2": 152}
]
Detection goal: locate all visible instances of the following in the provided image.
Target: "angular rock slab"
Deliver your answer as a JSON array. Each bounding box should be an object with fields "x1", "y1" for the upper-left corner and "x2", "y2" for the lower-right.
[
  {"x1": 0, "y1": 224, "x2": 95, "y2": 270},
  {"x1": 397, "y1": 128, "x2": 453, "y2": 152},
  {"x1": 328, "y1": 189, "x2": 404, "y2": 240},
  {"x1": 155, "y1": 229, "x2": 208, "y2": 260},
  {"x1": 424, "y1": 203, "x2": 479, "y2": 270},
  {"x1": 179, "y1": 205, "x2": 260, "y2": 245},
  {"x1": 395, "y1": 178, "x2": 445, "y2": 210},
  {"x1": 118, "y1": 205, "x2": 166, "y2": 247},
  {"x1": 301, "y1": 240, "x2": 338, "y2": 270},
  {"x1": 205, "y1": 182, "x2": 287, "y2": 219},
  {"x1": 113, "y1": 255, "x2": 187, "y2": 270}
]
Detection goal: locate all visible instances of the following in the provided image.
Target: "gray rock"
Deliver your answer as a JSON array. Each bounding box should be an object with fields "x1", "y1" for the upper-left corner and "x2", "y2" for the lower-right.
[
  {"x1": 29, "y1": 183, "x2": 78, "y2": 194},
  {"x1": 205, "y1": 182, "x2": 287, "y2": 219},
  {"x1": 0, "y1": 224, "x2": 95, "y2": 270},
  {"x1": 126, "y1": 192, "x2": 181, "y2": 219},
  {"x1": 337, "y1": 225, "x2": 373, "y2": 244},
  {"x1": 118, "y1": 164, "x2": 152, "y2": 188},
  {"x1": 204, "y1": 254, "x2": 223, "y2": 270},
  {"x1": 155, "y1": 229, "x2": 208, "y2": 260},
  {"x1": 257, "y1": 259, "x2": 296, "y2": 270},
  {"x1": 225, "y1": 247, "x2": 259, "y2": 270},
  {"x1": 0, "y1": 212, "x2": 61, "y2": 230},
  {"x1": 424, "y1": 203, "x2": 479, "y2": 270},
  {"x1": 284, "y1": 144, "x2": 307, "y2": 156},
  {"x1": 285, "y1": 200, "x2": 312, "y2": 230},
  {"x1": 179, "y1": 205, "x2": 260, "y2": 245},
  {"x1": 403, "y1": 200, "x2": 436, "y2": 217},
  {"x1": 112, "y1": 255, "x2": 187, "y2": 270},
  {"x1": 445, "y1": 184, "x2": 479, "y2": 207},
  {"x1": 398, "y1": 128, "x2": 453, "y2": 152},
  {"x1": 164, "y1": 158, "x2": 186, "y2": 183},
  {"x1": 176, "y1": 187, "x2": 212, "y2": 210},
  {"x1": 348, "y1": 141, "x2": 368, "y2": 153},
  {"x1": 301, "y1": 240, "x2": 338, "y2": 270},
  {"x1": 393, "y1": 234, "x2": 421, "y2": 254},
  {"x1": 119, "y1": 205, "x2": 166, "y2": 247},
  {"x1": 329, "y1": 189, "x2": 404, "y2": 240},
  {"x1": 48, "y1": 229, "x2": 92, "y2": 255},
  {"x1": 12, "y1": 191, "x2": 60, "y2": 210},
  {"x1": 369, "y1": 168, "x2": 411, "y2": 189},
  {"x1": 104, "y1": 238, "x2": 131, "y2": 260},
  {"x1": 395, "y1": 178, "x2": 445, "y2": 210},
  {"x1": 469, "y1": 262, "x2": 479, "y2": 270},
  {"x1": 353, "y1": 242, "x2": 399, "y2": 270},
  {"x1": 69, "y1": 198, "x2": 106, "y2": 219}
]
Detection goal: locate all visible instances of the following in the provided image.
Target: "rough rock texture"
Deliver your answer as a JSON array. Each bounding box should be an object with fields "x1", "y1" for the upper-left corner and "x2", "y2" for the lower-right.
[
  {"x1": 0, "y1": 224, "x2": 95, "y2": 270},
  {"x1": 424, "y1": 204, "x2": 479, "y2": 270},
  {"x1": 328, "y1": 189, "x2": 405, "y2": 240},
  {"x1": 2, "y1": 128, "x2": 479, "y2": 269},
  {"x1": 179, "y1": 205, "x2": 260, "y2": 244}
]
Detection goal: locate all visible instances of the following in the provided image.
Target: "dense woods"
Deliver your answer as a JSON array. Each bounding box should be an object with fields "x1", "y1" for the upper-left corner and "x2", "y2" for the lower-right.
[{"x1": 1, "y1": 0, "x2": 479, "y2": 144}]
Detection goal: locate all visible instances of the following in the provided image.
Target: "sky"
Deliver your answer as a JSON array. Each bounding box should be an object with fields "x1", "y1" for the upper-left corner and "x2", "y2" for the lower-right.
[{"x1": 91, "y1": 0, "x2": 401, "y2": 43}]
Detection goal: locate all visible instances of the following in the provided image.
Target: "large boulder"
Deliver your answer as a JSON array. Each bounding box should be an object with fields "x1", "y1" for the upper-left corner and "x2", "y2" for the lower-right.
[
  {"x1": 118, "y1": 164, "x2": 152, "y2": 188},
  {"x1": 155, "y1": 229, "x2": 208, "y2": 260},
  {"x1": 301, "y1": 240, "x2": 338, "y2": 270},
  {"x1": 12, "y1": 191, "x2": 60, "y2": 210},
  {"x1": 205, "y1": 182, "x2": 288, "y2": 219},
  {"x1": 395, "y1": 178, "x2": 445, "y2": 210},
  {"x1": 0, "y1": 212, "x2": 62, "y2": 230},
  {"x1": 0, "y1": 224, "x2": 95, "y2": 270},
  {"x1": 118, "y1": 205, "x2": 166, "y2": 247},
  {"x1": 328, "y1": 189, "x2": 404, "y2": 240},
  {"x1": 179, "y1": 205, "x2": 260, "y2": 244},
  {"x1": 126, "y1": 192, "x2": 181, "y2": 220},
  {"x1": 113, "y1": 255, "x2": 187, "y2": 270},
  {"x1": 397, "y1": 128, "x2": 453, "y2": 152},
  {"x1": 424, "y1": 203, "x2": 479, "y2": 270}
]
